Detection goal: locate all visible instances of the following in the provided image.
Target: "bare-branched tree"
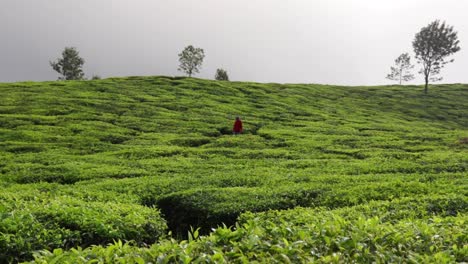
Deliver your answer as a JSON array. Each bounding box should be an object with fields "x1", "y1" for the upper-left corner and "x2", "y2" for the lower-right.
[{"x1": 386, "y1": 53, "x2": 415, "y2": 85}]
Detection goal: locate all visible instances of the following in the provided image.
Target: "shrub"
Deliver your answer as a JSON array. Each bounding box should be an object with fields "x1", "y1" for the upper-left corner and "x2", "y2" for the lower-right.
[
  {"x1": 31, "y1": 196, "x2": 468, "y2": 263},
  {"x1": 0, "y1": 195, "x2": 167, "y2": 262},
  {"x1": 215, "y1": 68, "x2": 229, "y2": 81}
]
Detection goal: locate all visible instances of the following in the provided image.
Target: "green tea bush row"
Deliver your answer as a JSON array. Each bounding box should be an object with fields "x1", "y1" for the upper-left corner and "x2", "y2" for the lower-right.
[
  {"x1": 0, "y1": 194, "x2": 167, "y2": 262},
  {"x1": 153, "y1": 186, "x2": 324, "y2": 236},
  {"x1": 1, "y1": 77, "x2": 466, "y2": 261},
  {"x1": 30, "y1": 196, "x2": 467, "y2": 263},
  {"x1": 147, "y1": 180, "x2": 466, "y2": 237},
  {"x1": 238, "y1": 194, "x2": 468, "y2": 226}
]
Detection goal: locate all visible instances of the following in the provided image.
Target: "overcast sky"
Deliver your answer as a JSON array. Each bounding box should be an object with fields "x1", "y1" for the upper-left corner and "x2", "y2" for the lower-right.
[{"x1": 1, "y1": 0, "x2": 467, "y2": 85}]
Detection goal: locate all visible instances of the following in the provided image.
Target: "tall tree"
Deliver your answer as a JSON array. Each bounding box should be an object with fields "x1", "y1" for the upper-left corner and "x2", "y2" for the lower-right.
[
  {"x1": 215, "y1": 68, "x2": 229, "y2": 81},
  {"x1": 386, "y1": 53, "x2": 415, "y2": 85},
  {"x1": 50, "y1": 47, "x2": 85, "y2": 80},
  {"x1": 413, "y1": 20, "x2": 460, "y2": 93},
  {"x1": 178, "y1": 45, "x2": 205, "y2": 77}
]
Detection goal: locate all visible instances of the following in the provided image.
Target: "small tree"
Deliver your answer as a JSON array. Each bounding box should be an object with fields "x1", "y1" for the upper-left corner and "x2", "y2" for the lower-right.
[
  {"x1": 386, "y1": 53, "x2": 415, "y2": 85},
  {"x1": 50, "y1": 47, "x2": 85, "y2": 80},
  {"x1": 178, "y1": 45, "x2": 205, "y2": 77},
  {"x1": 215, "y1": 68, "x2": 229, "y2": 81},
  {"x1": 413, "y1": 20, "x2": 461, "y2": 93}
]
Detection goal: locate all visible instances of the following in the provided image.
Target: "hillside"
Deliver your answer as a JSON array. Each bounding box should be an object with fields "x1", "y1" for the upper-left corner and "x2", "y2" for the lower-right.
[{"x1": 0, "y1": 76, "x2": 467, "y2": 262}]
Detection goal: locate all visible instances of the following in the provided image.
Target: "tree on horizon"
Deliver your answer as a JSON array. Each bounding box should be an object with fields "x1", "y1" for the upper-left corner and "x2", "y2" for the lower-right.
[
  {"x1": 215, "y1": 68, "x2": 229, "y2": 81},
  {"x1": 386, "y1": 53, "x2": 415, "y2": 85},
  {"x1": 413, "y1": 20, "x2": 461, "y2": 93},
  {"x1": 178, "y1": 45, "x2": 205, "y2": 77},
  {"x1": 50, "y1": 47, "x2": 85, "y2": 80}
]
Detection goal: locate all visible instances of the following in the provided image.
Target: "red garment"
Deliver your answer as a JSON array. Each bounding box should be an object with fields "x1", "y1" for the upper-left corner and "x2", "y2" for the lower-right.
[{"x1": 233, "y1": 119, "x2": 243, "y2": 133}]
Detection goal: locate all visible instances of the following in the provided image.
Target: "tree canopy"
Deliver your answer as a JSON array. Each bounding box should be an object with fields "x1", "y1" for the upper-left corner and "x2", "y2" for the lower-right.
[
  {"x1": 50, "y1": 47, "x2": 85, "y2": 80},
  {"x1": 178, "y1": 45, "x2": 205, "y2": 77},
  {"x1": 386, "y1": 53, "x2": 415, "y2": 85},
  {"x1": 413, "y1": 20, "x2": 460, "y2": 93},
  {"x1": 215, "y1": 68, "x2": 229, "y2": 81}
]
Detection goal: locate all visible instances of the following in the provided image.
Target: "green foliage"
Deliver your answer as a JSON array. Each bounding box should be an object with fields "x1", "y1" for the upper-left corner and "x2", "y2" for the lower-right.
[
  {"x1": 0, "y1": 76, "x2": 466, "y2": 261},
  {"x1": 413, "y1": 20, "x2": 461, "y2": 93},
  {"x1": 49, "y1": 47, "x2": 85, "y2": 80},
  {"x1": 0, "y1": 187, "x2": 167, "y2": 262},
  {"x1": 30, "y1": 196, "x2": 467, "y2": 263},
  {"x1": 178, "y1": 45, "x2": 205, "y2": 77},
  {"x1": 154, "y1": 186, "x2": 324, "y2": 236},
  {"x1": 149, "y1": 177, "x2": 466, "y2": 238},
  {"x1": 215, "y1": 68, "x2": 229, "y2": 81}
]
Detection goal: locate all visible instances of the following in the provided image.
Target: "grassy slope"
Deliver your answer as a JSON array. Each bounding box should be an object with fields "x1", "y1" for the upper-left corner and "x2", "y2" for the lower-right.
[{"x1": 0, "y1": 76, "x2": 467, "y2": 261}]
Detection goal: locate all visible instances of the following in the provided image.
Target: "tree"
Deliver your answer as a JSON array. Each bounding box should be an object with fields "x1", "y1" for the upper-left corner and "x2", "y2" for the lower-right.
[
  {"x1": 178, "y1": 45, "x2": 205, "y2": 77},
  {"x1": 386, "y1": 53, "x2": 415, "y2": 85},
  {"x1": 413, "y1": 20, "x2": 461, "y2": 93},
  {"x1": 215, "y1": 68, "x2": 229, "y2": 81},
  {"x1": 50, "y1": 47, "x2": 85, "y2": 80}
]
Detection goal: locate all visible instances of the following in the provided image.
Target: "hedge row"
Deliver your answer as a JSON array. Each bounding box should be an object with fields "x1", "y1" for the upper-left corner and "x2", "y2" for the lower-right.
[
  {"x1": 0, "y1": 195, "x2": 167, "y2": 262},
  {"x1": 30, "y1": 195, "x2": 467, "y2": 263},
  {"x1": 147, "y1": 181, "x2": 466, "y2": 237}
]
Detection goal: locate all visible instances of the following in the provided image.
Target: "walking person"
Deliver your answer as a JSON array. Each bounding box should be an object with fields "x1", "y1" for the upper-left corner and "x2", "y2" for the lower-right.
[{"x1": 232, "y1": 117, "x2": 243, "y2": 135}]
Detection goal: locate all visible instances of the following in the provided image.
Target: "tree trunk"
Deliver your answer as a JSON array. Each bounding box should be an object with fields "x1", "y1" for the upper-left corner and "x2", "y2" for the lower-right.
[
  {"x1": 399, "y1": 68, "x2": 402, "y2": 85},
  {"x1": 424, "y1": 76, "x2": 429, "y2": 94}
]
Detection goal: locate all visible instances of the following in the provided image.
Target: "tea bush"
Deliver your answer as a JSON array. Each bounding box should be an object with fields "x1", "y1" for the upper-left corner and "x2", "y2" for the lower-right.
[
  {"x1": 30, "y1": 196, "x2": 467, "y2": 263},
  {"x1": 0, "y1": 77, "x2": 466, "y2": 261},
  {"x1": 0, "y1": 191, "x2": 167, "y2": 262}
]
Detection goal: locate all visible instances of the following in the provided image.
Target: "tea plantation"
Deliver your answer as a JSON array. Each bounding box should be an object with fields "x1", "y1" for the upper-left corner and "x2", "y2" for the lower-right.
[{"x1": 0, "y1": 76, "x2": 466, "y2": 263}]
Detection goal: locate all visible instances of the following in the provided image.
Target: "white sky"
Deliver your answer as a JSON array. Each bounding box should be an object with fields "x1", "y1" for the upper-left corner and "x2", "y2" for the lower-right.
[{"x1": 1, "y1": 0, "x2": 467, "y2": 85}]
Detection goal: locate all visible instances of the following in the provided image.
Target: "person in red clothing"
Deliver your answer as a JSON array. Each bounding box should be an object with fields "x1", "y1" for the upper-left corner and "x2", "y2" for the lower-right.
[{"x1": 232, "y1": 117, "x2": 243, "y2": 135}]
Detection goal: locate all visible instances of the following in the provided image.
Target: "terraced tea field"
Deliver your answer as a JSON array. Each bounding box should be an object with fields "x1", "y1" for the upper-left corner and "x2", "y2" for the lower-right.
[{"x1": 0, "y1": 76, "x2": 466, "y2": 262}]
